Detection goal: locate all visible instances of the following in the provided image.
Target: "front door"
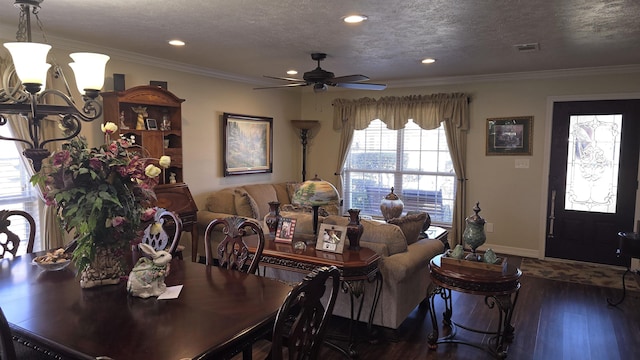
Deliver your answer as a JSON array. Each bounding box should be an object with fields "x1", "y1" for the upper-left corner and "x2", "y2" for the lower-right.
[{"x1": 545, "y1": 100, "x2": 640, "y2": 266}]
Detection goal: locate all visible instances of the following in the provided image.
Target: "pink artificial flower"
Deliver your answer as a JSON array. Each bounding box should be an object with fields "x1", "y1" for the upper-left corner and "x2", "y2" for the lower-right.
[
  {"x1": 53, "y1": 150, "x2": 70, "y2": 166},
  {"x1": 89, "y1": 157, "x2": 102, "y2": 171},
  {"x1": 141, "y1": 208, "x2": 156, "y2": 222},
  {"x1": 111, "y1": 216, "x2": 126, "y2": 227}
]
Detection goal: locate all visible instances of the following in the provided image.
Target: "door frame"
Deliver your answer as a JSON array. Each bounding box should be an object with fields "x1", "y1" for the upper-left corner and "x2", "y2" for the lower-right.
[{"x1": 539, "y1": 93, "x2": 640, "y2": 260}]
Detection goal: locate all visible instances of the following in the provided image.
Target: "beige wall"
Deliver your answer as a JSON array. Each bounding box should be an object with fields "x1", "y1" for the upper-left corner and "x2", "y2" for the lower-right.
[
  {"x1": 300, "y1": 72, "x2": 640, "y2": 258},
  {"x1": 77, "y1": 58, "x2": 304, "y2": 210}
]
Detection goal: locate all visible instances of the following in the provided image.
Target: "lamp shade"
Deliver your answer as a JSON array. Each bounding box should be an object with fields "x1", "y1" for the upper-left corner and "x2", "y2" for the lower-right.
[
  {"x1": 3, "y1": 42, "x2": 51, "y2": 84},
  {"x1": 69, "y1": 52, "x2": 110, "y2": 94},
  {"x1": 292, "y1": 176, "x2": 339, "y2": 206}
]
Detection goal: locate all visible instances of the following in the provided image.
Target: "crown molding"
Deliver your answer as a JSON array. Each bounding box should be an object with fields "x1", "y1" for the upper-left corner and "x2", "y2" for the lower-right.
[{"x1": 2, "y1": 24, "x2": 639, "y2": 89}]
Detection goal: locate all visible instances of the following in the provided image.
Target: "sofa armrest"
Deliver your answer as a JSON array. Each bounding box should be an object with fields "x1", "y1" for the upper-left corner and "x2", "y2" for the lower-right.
[
  {"x1": 359, "y1": 240, "x2": 390, "y2": 257},
  {"x1": 380, "y1": 238, "x2": 445, "y2": 282}
]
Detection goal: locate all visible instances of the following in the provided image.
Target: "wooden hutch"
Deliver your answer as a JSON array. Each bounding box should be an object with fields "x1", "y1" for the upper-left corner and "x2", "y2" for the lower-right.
[{"x1": 102, "y1": 85, "x2": 199, "y2": 261}]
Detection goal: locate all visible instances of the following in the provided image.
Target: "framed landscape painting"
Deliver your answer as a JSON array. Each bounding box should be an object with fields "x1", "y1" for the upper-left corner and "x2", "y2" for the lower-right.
[
  {"x1": 223, "y1": 113, "x2": 273, "y2": 176},
  {"x1": 486, "y1": 116, "x2": 533, "y2": 155}
]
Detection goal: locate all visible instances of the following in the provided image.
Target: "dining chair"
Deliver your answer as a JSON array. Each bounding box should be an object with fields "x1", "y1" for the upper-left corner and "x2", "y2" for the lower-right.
[
  {"x1": 0, "y1": 306, "x2": 17, "y2": 360},
  {"x1": 0, "y1": 210, "x2": 35, "y2": 259},
  {"x1": 141, "y1": 207, "x2": 184, "y2": 259},
  {"x1": 204, "y1": 216, "x2": 265, "y2": 275},
  {"x1": 268, "y1": 265, "x2": 341, "y2": 360}
]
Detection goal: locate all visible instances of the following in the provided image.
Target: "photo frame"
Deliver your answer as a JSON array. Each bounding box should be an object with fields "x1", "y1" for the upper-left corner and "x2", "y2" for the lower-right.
[
  {"x1": 315, "y1": 224, "x2": 347, "y2": 254},
  {"x1": 486, "y1": 116, "x2": 533, "y2": 155},
  {"x1": 222, "y1": 112, "x2": 273, "y2": 176},
  {"x1": 275, "y1": 218, "x2": 296, "y2": 243},
  {"x1": 145, "y1": 118, "x2": 158, "y2": 130}
]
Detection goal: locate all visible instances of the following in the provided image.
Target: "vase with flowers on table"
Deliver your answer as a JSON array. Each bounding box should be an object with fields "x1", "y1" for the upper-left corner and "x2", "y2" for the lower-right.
[{"x1": 31, "y1": 122, "x2": 172, "y2": 288}]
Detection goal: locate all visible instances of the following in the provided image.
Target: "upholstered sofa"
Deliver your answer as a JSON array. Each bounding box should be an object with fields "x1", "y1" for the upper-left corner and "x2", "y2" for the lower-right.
[{"x1": 196, "y1": 182, "x2": 446, "y2": 330}]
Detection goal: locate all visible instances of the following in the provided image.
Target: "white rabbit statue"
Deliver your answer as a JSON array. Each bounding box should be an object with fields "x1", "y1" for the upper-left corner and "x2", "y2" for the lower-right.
[{"x1": 127, "y1": 243, "x2": 172, "y2": 298}]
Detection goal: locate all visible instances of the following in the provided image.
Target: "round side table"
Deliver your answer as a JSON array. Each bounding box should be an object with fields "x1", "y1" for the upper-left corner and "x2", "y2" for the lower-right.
[{"x1": 427, "y1": 254, "x2": 522, "y2": 359}]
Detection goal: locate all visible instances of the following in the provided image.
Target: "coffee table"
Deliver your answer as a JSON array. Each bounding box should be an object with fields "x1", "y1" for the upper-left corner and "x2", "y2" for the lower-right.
[{"x1": 427, "y1": 254, "x2": 522, "y2": 359}]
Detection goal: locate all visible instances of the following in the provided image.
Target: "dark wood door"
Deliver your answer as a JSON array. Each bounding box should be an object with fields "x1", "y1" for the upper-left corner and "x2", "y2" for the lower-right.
[{"x1": 545, "y1": 100, "x2": 640, "y2": 266}]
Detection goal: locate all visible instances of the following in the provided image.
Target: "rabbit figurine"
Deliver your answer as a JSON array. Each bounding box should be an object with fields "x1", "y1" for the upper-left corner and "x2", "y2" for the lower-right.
[{"x1": 127, "y1": 243, "x2": 172, "y2": 298}]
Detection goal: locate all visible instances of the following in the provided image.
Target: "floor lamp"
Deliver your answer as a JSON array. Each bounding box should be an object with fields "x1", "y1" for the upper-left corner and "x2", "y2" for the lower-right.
[{"x1": 291, "y1": 120, "x2": 320, "y2": 181}]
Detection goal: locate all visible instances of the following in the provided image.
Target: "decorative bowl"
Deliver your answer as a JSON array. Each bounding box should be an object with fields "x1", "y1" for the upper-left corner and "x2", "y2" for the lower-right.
[{"x1": 32, "y1": 249, "x2": 72, "y2": 271}]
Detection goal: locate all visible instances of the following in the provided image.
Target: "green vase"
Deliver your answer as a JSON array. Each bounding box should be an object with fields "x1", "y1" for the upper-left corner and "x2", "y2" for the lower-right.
[{"x1": 462, "y1": 202, "x2": 486, "y2": 258}]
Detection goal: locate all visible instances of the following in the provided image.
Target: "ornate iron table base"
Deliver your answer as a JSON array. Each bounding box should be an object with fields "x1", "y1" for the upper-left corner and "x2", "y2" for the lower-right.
[{"x1": 427, "y1": 285, "x2": 519, "y2": 359}]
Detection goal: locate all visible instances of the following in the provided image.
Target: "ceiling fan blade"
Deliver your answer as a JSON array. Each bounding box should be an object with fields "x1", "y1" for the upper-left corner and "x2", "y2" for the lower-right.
[
  {"x1": 335, "y1": 82, "x2": 387, "y2": 90},
  {"x1": 253, "y1": 83, "x2": 309, "y2": 90},
  {"x1": 331, "y1": 74, "x2": 370, "y2": 83},
  {"x1": 263, "y1": 75, "x2": 306, "y2": 83}
]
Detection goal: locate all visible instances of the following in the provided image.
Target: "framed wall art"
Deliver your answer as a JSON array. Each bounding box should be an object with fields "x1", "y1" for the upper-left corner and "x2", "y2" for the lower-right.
[
  {"x1": 486, "y1": 116, "x2": 533, "y2": 155},
  {"x1": 223, "y1": 112, "x2": 273, "y2": 176},
  {"x1": 315, "y1": 224, "x2": 347, "y2": 254}
]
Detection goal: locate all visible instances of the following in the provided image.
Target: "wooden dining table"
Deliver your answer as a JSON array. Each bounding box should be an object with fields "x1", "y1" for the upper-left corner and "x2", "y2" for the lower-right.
[{"x1": 0, "y1": 252, "x2": 293, "y2": 359}]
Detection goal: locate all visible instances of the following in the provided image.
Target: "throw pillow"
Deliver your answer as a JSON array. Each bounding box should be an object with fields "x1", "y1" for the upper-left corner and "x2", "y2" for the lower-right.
[
  {"x1": 243, "y1": 184, "x2": 278, "y2": 219},
  {"x1": 205, "y1": 189, "x2": 236, "y2": 214},
  {"x1": 234, "y1": 189, "x2": 259, "y2": 218},
  {"x1": 387, "y1": 212, "x2": 427, "y2": 245}
]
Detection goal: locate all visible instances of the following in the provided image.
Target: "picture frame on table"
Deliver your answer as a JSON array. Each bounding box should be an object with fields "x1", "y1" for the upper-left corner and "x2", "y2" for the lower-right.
[
  {"x1": 275, "y1": 217, "x2": 296, "y2": 243},
  {"x1": 316, "y1": 224, "x2": 347, "y2": 254},
  {"x1": 486, "y1": 116, "x2": 533, "y2": 155},
  {"x1": 145, "y1": 118, "x2": 158, "y2": 130},
  {"x1": 222, "y1": 112, "x2": 273, "y2": 176}
]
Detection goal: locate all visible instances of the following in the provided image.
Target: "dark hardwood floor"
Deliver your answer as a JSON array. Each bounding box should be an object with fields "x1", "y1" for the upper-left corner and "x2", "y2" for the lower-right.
[{"x1": 245, "y1": 256, "x2": 640, "y2": 360}]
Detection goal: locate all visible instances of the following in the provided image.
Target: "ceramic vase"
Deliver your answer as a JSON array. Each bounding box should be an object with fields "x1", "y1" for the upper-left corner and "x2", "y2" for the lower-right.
[
  {"x1": 346, "y1": 208, "x2": 364, "y2": 251},
  {"x1": 380, "y1": 187, "x2": 404, "y2": 221},
  {"x1": 79, "y1": 246, "x2": 126, "y2": 289},
  {"x1": 462, "y1": 202, "x2": 486, "y2": 261},
  {"x1": 265, "y1": 201, "x2": 281, "y2": 236}
]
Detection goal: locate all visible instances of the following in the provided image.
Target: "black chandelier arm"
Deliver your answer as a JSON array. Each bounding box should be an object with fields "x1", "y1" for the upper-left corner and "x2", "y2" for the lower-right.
[
  {"x1": 0, "y1": 114, "x2": 34, "y2": 147},
  {"x1": 38, "y1": 88, "x2": 103, "y2": 121},
  {"x1": 40, "y1": 115, "x2": 81, "y2": 148}
]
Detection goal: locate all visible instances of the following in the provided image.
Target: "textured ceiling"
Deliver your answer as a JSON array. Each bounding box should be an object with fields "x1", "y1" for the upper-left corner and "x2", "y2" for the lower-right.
[{"x1": 0, "y1": 0, "x2": 639, "y2": 88}]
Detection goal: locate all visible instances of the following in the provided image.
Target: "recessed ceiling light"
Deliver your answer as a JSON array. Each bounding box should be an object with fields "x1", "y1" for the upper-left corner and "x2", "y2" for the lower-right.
[
  {"x1": 168, "y1": 39, "x2": 185, "y2": 46},
  {"x1": 421, "y1": 58, "x2": 436, "y2": 64},
  {"x1": 286, "y1": 70, "x2": 298, "y2": 75},
  {"x1": 343, "y1": 15, "x2": 368, "y2": 23}
]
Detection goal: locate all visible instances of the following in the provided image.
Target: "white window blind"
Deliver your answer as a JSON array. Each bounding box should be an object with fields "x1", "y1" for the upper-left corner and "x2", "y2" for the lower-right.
[
  {"x1": 342, "y1": 119, "x2": 455, "y2": 225},
  {"x1": 0, "y1": 126, "x2": 40, "y2": 255}
]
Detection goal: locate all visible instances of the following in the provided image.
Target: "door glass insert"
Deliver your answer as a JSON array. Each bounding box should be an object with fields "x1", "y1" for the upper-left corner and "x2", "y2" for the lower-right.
[{"x1": 564, "y1": 114, "x2": 621, "y2": 213}]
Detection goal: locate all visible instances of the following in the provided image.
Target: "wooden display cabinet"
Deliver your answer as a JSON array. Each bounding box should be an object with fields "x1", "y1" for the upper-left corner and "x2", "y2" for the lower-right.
[{"x1": 102, "y1": 85, "x2": 185, "y2": 184}]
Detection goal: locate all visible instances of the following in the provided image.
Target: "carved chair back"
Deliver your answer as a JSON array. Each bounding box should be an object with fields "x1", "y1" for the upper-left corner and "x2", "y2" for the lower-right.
[
  {"x1": 141, "y1": 208, "x2": 183, "y2": 259},
  {"x1": 270, "y1": 266, "x2": 341, "y2": 360},
  {"x1": 0, "y1": 210, "x2": 35, "y2": 259},
  {"x1": 204, "y1": 216, "x2": 265, "y2": 274}
]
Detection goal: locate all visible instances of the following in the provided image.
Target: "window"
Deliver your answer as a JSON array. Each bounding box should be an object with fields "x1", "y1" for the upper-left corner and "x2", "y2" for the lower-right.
[
  {"x1": 342, "y1": 119, "x2": 455, "y2": 225},
  {"x1": 0, "y1": 126, "x2": 40, "y2": 255}
]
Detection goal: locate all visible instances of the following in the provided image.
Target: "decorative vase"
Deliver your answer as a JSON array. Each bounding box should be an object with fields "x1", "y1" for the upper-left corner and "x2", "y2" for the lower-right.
[
  {"x1": 380, "y1": 187, "x2": 404, "y2": 221},
  {"x1": 265, "y1": 201, "x2": 281, "y2": 236},
  {"x1": 79, "y1": 246, "x2": 126, "y2": 289},
  {"x1": 462, "y1": 202, "x2": 486, "y2": 261},
  {"x1": 346, "y1": 208, "x2": 364, "y2": 251}
]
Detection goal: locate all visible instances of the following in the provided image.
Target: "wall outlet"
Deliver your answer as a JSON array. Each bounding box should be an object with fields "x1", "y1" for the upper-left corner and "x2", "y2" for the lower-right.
[
  {"x1": 486, "y1": 222, "x2": 494, "y2": 233},
  {"x1": 515, "y1": 159, "x2": 530, "y2": 168}
]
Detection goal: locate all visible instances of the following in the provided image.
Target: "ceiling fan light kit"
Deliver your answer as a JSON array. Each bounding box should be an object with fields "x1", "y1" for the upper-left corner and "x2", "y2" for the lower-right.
[{"x1": 254, "y1": 52, "x2": 386, "y2": 91}]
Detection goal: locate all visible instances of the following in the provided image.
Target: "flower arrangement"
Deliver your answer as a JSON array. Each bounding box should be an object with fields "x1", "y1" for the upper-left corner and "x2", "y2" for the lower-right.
[{"x1": 31, "y1": 122, "x2": 171, "y2": 272}]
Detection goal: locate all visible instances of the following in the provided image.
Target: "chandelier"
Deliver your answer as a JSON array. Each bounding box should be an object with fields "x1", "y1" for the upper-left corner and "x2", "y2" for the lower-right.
[{"x1": 0, "y1": 0, "x2": 109, "y2": 171}]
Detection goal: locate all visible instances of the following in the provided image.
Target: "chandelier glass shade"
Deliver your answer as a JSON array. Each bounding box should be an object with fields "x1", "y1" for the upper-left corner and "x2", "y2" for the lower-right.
[{"x1": 0, "y1": 0, "x2": 110, "y2": 171}]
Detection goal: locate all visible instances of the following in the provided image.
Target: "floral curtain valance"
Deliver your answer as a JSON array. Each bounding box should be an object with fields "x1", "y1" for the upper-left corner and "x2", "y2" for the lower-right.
[{"x1": 332, "y1": 93, "x2": 470, "y2": 131}]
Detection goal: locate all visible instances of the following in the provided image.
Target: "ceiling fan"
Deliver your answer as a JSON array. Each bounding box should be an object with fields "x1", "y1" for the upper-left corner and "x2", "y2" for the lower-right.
[{"x1": 254, "y1": 53, "x2": 387, "y2": 92}]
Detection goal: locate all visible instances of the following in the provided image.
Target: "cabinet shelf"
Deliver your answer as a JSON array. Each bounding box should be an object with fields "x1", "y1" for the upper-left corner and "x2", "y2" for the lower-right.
[{"x1": 102, "y1": 86, "x2": 185, "y2": 184}]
